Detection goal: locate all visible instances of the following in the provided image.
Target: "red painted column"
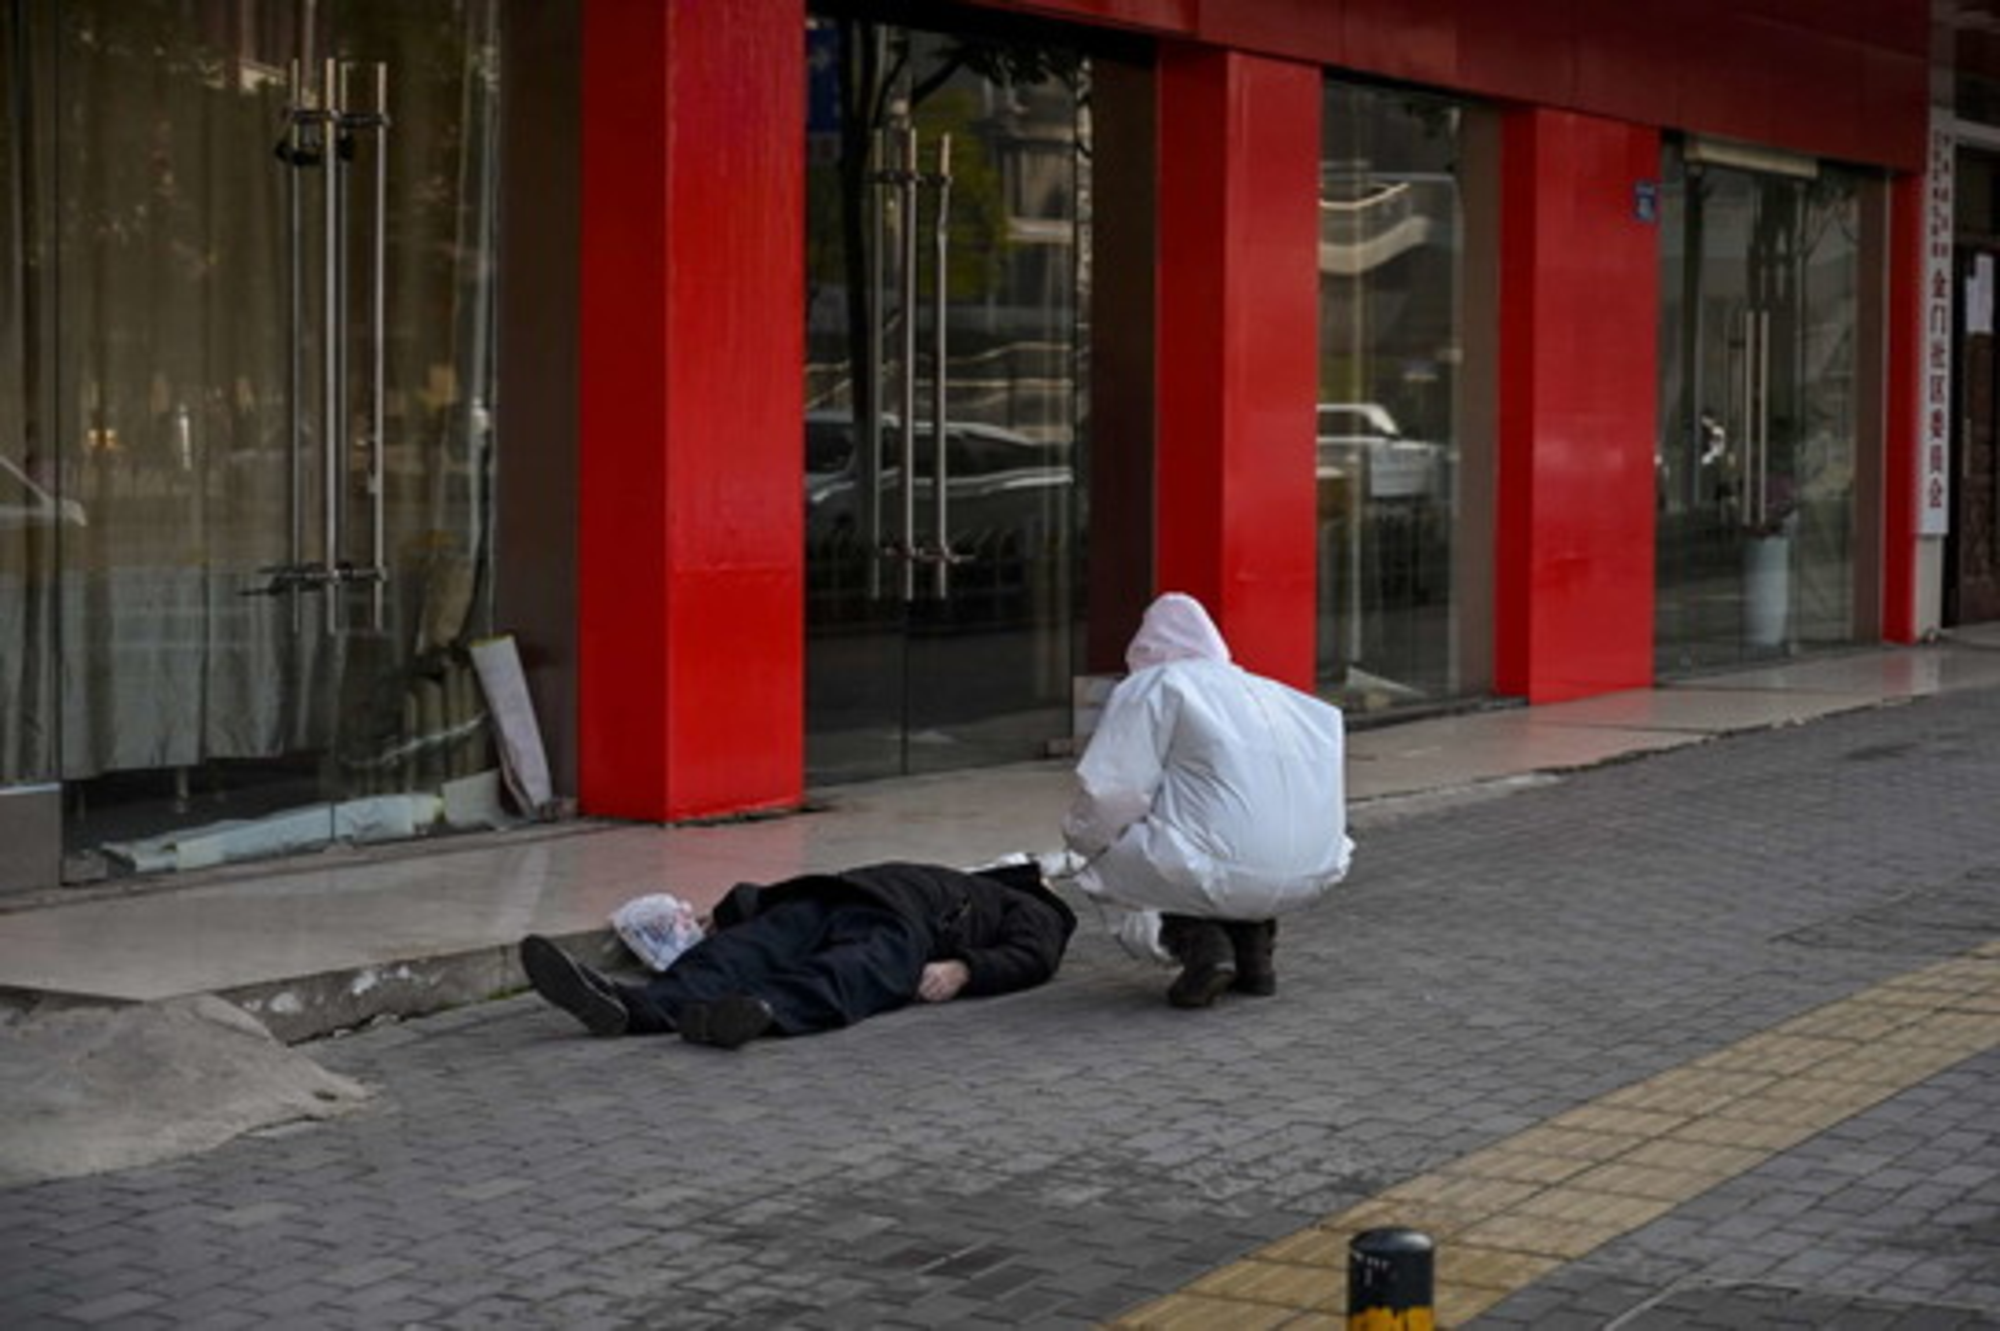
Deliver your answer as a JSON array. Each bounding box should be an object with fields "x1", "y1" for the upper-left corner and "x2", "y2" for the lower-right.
[
  {"x1": 578, "y1": 0, "x2": 804, "y2": 820},
  {"x1": 1882, "y1": 172, "x2": 1923, "y2": 643},
  {"x1": 1154, "y1": 47, "x2": 1322, "y2": 687},
  {"x1": 1495, "y1": 109, "x2": 1659, "y2": 702}
]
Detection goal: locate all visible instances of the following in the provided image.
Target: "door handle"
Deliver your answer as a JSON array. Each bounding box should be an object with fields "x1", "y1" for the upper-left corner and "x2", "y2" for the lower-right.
[
  {"x1": 354, "y1": 62, "x2": 391, "y2": 633},
  {"x1": 896, "y1": 122, "x2": 919, "y2": 604},
  {"x1": 267, "y1": 59, "x2": 390, "y2": 629},
  {"x1": 1757, "y1": 308, "x2": 1771, "y2": 529},
  {"x1": 927, "y1": 133, "x2": 953, "y2": 599},
  {"x1": 274, "y1": 60, "x2": 319, "y2": 627},
  {"x1": 873, "y1": 124, "x2": 958, "y2": 601},
  {"x1": 321, "y1": 58, "x2": 343, "y2": 634},
  {"x1": 1746, "y1": 308, "x2": 1770, "y2": 529}
]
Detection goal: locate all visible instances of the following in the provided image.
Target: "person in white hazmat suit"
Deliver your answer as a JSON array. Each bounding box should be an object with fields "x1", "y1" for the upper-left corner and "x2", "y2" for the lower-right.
[{"x1": 1063, "y1": 593, "x2": 1353, "y2": 1008}]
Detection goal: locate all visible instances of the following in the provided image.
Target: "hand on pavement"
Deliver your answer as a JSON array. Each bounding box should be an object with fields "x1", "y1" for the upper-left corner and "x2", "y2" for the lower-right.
[{"x1": 918, "y1": 960, "x2": 970, "y2": 1003}]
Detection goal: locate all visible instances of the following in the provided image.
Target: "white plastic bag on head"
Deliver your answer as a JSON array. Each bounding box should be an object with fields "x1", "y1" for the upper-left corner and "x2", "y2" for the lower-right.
[{"x1": 610, "y1": 893, "x2": 705, "y2": 972}]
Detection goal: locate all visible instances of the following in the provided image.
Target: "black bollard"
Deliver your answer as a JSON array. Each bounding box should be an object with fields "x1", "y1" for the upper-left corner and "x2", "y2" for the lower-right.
[{"x1": 1347, "y1": 1226, "x2": 1435, "y2": 1330}]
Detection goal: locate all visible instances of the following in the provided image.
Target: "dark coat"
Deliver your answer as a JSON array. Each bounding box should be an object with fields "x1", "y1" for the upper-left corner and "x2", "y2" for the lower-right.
[{"x1": 711, "y1": 860, "x2": 1077, "y2": 999}]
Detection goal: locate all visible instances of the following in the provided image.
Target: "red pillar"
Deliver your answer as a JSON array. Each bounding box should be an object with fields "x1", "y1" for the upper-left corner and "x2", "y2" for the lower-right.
[
  {"x1": 1154, "y1": 47, "x2": 1322, "y2": 688},
  {"x1": 578, "y1": 0, "x2": 804, "y2": 820},
  {"x1": 1495, "y1": 109, "x2": 1659, "y2": 702},
  {"x1": 1882, "y1": 172, "x2": 1923, "y2": 644}
]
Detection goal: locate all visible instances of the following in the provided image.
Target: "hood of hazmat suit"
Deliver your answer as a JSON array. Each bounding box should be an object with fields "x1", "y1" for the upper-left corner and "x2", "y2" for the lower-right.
[
  {"x1": 1064, "y1": 593, "x2": 1352, "y2": 921},
  {"x1": 1124, "y1": 592, "x2": 1232, "y2": 671}
]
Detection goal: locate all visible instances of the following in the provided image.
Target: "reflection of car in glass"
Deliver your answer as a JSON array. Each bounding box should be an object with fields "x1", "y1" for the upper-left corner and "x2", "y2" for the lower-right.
[
  {"x1": 0, "y1": 455, "x2": 88, "y2": 531},
  {"x1": 1316, "y1": 402, "x2": 1447, "y2": 501},
  {"x1": 805, "y1": 411, "x2": 1071, "y2": 547}
]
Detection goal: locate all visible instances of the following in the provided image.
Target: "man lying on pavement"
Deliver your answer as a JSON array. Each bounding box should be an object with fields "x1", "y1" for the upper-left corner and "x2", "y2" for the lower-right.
[{"x1": 518, "y1": 860, "x2": 1077, "y2": 1050}]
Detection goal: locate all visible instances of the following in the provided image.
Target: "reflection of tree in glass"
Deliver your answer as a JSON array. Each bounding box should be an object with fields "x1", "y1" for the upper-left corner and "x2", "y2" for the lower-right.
[{"x1": 814, "y1": 19, "x2": 1081, "y2": 436}]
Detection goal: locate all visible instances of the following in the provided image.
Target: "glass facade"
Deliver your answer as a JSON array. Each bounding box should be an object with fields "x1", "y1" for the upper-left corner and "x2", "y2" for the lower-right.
[
  {"x1": 1318, "y1": 81, "x2": 1466, "y2": 715},
  {"x1": 0, "y1": 3, "x2": 1918, "y2": 881},
  {"x1": 4, "y1": 0, "x2": 502, "y2": 878},
  {"x1": 1656, "y1": 144, "x2": 1861, "y2": 671}
]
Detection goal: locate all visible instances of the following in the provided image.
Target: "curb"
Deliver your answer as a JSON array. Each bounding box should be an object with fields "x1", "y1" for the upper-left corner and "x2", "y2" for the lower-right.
[{"x1": 223, "y1": 928, "x2": 634, "y2": 1044}]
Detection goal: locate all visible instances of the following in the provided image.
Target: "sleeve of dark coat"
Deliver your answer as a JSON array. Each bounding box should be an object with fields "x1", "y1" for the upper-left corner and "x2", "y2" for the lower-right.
[
  {"x1": 957, "y1": 891, "x2": 1069, "y2": 998},
  {"x1": 711, "y1": 882, "x2": 765, "y2": 930}
]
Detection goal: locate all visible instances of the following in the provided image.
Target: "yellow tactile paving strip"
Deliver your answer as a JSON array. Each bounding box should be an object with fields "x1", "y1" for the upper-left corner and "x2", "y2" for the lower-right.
[{"x1": 1108, "y1": 940, "x2": 2000, "y2": 1330}]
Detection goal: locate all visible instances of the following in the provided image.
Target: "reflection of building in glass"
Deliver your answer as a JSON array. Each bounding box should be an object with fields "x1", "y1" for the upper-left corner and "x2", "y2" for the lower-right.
[
  {"x1": 804, "y1": 29, "x2": 1085, "y2": 451},
  {"x1": 1317, "y1": 84, "x2": 1463, "y2": 713}
]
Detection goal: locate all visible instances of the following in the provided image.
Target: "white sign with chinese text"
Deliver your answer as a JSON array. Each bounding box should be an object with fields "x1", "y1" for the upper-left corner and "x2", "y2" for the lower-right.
[{"x1": 1921, "y1": 115, "x2": 1954, "y2": 537}]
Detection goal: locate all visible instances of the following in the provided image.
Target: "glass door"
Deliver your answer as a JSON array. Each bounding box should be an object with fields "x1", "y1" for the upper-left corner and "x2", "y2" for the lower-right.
[
  {"x1": 14, "y1": 0, "x2": 501, "y2": 880},
  {"x1": 1317, "y1": 80, "x2": 1465, "y2": 716},
  {"x1": 804, "y1": 13, "x2": 1086, "y2": 784},
  {"x1": 1656, "y1": 146, "x2": 1860, "y2": 673}
]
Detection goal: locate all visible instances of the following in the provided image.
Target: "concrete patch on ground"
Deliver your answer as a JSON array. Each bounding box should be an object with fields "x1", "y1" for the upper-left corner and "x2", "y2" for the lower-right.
[{"x1": 0, "y1": 994, "x2": 369, "y2": 1186}]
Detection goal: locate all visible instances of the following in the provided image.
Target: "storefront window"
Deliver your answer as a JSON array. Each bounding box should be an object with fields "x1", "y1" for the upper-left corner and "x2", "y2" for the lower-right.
[
  {"x1": 6, "y1": 0, "x2": 504, "y2": 879},
  {"x1": 1318, "y1": 81, "x2": 1465, "y2": 713}
]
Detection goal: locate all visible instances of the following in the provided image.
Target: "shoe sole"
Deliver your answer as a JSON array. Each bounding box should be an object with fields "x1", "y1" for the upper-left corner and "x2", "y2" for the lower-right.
[
  {"x1": 520, "y1": 936, "x2": 629, "y2": 1037},
  {"x1": 1168, "y1": 965, "x2": 1237, "y2": 1009}
]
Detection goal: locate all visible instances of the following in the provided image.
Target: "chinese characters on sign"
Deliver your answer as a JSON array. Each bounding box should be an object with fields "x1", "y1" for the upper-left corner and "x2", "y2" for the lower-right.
[{"x1": 1921, "y1": 117, "x2": 1953, "y2": 537}]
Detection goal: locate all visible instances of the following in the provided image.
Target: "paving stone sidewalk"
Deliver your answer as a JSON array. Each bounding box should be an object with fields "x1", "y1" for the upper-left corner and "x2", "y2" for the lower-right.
[{"x1": 4, "y1": 686, "x2": 2000, "y2": 1328}]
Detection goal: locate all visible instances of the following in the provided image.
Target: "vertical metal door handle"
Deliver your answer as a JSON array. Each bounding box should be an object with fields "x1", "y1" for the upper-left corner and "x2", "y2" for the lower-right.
[
  {"x1": 365, "y1": 63, "x2": 389, "y2": 632},
  {"x1": 864, "y1": 141, "x2": 887, "y2": 601},
  {"x1": 897, "y1": 123, "x2": 919, "y2": 604},
  {"x1": 929, "y1": 133, "x2": 952, "y2": 599},
  {"x1": 322, "y1": 58, "x2": 344, "y2": 634},
  {"x1": 261, "y1": 57, "x2": 390, "y2": 628},
  {"x1": 284, "y1": 60, "x2": 307, "y2": 632},
  {"x1": 1754, "y1": 309, "x2": 1771, "y2": 527},
  {"x1": 1734, "y1": 307, "x2": 1751, "y2": 527}
]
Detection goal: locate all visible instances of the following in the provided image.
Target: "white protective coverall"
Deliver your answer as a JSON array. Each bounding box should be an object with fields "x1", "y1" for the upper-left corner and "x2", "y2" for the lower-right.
[{"x1": 1063, "y1": 594, "x2": 1353, "y2": 929}]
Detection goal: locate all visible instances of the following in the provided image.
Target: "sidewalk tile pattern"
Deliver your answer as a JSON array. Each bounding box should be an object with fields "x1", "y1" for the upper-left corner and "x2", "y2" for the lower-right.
[
  {"x1": 1110, "y1": 943, "x2": 2000, "y2": 1327},
  {"x1": 6, "y1": 686, "x2": 2000, "y2": 1327}
]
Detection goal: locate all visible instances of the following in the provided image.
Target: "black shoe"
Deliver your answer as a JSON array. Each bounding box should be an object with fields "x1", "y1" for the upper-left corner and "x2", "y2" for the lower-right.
[
  {"x1": 1226, "y1": 919, "x2": 1278, "y2": 997},
  {"x1": 1161, "y1": 915, "x2": 1236, "y2": 1009},
  {"x1": 679, "y1": 995, "x2": 776, "y2": 1050},
  {"x1": 1168, "y1": 962, "x2": 1237, "y2": 1009},
  {"x1": 520, "y1": 935, "x2": 629, "y2": 1037}
]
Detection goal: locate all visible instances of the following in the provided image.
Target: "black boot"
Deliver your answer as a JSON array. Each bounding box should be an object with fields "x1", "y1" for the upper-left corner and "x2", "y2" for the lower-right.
[
  {"x1": 679, "y1": 994, "x2": 776, "y2": 1050},
  {"x1": 1160, "y1": 914, "x2": 1235, "y2": 1009},
  {"x1": 520, "y1": 935, "x2": 630, "y2": 1037},
  {"x1": 1225, "y1": 919, "x2": 1277, "y2": 996}
]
